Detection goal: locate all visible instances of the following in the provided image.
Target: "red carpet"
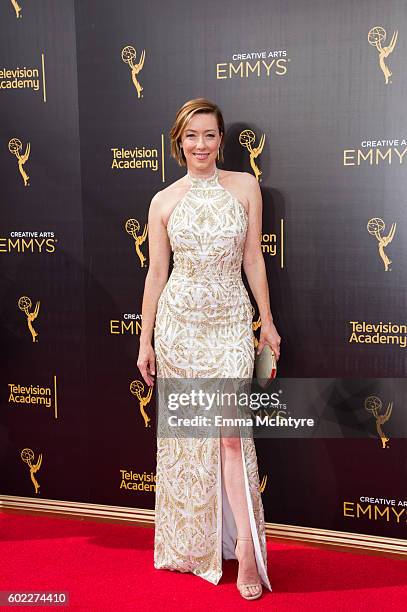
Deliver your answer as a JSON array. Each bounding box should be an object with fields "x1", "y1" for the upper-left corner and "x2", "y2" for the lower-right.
[{"x1": 0, "y1": 511, "x2": 405, "y2": 611}]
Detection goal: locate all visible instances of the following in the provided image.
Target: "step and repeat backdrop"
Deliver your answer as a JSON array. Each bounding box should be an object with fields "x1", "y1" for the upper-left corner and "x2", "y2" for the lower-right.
[{"x1": 1, "y1": 0, "x2": 406, "y2": 541}]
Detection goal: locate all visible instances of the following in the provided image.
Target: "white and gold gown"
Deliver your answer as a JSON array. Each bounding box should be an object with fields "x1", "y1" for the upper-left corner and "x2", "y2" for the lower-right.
[{"x1": 153, "y1": 166, "x2": 272, "y2": 591}]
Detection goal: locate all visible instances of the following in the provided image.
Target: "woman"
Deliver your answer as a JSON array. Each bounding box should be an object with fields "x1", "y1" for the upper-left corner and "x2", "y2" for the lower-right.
[{"x1": 137, "y1": 98, "x2": 281, "y2": 600}]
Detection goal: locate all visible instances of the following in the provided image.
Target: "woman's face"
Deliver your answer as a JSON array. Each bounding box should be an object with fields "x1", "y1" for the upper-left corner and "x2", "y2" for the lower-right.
[{"x1": 180, "y1": 112, "x2": 222, "y2": 173}]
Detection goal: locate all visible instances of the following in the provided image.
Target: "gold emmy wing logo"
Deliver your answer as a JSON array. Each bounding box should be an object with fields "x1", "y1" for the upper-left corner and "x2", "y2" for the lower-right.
[
  {"x1": 239, "y1": 129, "x2": 265, "y2": 181},
  {"x1": 18, "y1": 296, "x2": 40, "y2": 342},
  {"x1": 125, "y1": 218, "x2": 148, "y2": 267},
  {"x1": 259, "y1": 474, "x2": 267, "y2": 493},
  {"x1": 10, "y1": 0, "x2": 22, "y2": 18},
  {"x1": 130, "y1": 380, "x2": 153, "y2": 428},
  {"x1": 9, "y1": 138, "x2": 30, "y2": 186},
  {"x1": 121, "y1": 45, "x2": 145, "y2": 98},
  {"x1": 367, "y1": 217, "x2": 396, "y2": 271},
  {"x1": 368, "y1": 26, "x2": 398, "y2": 84},
  {"x1": 21, "y1": 447, "x2": 42, "y2": 494},
  {"x1": 365, "y1": 395, "x2": 393, "y2": 449}
]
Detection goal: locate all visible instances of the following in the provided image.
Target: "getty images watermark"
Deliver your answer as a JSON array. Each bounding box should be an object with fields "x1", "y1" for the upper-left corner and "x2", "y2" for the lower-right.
[
  {"x1": 153, "y1": 377, "x2": 407, "y2": 441},
  {"x1": 155, "y1": 378, "x2": 318, "y2": 438}
]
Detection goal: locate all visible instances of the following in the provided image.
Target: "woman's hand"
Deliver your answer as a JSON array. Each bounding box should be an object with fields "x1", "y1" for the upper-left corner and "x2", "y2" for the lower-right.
[
  {"x1": 257, "y1": 321, "x2": 281, "y2": 360},
  {"x1": 137, "y1": 342, "x2": 156, "y2": 386}
]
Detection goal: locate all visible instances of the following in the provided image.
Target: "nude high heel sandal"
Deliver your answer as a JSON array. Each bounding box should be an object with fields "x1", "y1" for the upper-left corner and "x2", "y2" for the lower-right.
[{"x1": 234, "y1": 537, "x2": 263, "y2": 601}]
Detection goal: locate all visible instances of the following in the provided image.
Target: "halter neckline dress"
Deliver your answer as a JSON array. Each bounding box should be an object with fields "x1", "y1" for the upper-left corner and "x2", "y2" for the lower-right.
[{"x1": 153, "y1": 165, "x2": 272, "y2": 591}]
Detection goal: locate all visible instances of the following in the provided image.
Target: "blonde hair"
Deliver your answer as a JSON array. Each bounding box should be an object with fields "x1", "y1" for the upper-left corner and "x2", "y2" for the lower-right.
[{"x1": 170, "y1": 97, "x2": 225, "y2": 167}]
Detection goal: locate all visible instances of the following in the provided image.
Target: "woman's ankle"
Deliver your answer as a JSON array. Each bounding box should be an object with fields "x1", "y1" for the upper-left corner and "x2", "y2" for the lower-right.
[{"x1": 235, "y1": 538, "x2": 255, "y2": 558}]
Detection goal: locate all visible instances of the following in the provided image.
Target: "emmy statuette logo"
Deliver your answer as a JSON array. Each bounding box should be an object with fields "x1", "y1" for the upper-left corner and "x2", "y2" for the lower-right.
[
  {"x1": 365, "y1": 396, "x2": 393, "y2": 449},
  {"x1": 121, "y1": 45, "x2": 145, "y2": 98},
  {"x1": 259, "y1": 474, "x2": 267, "y2": 493},
  {"x1": 367, "y1": 217, "x2": 396, "y2": 271},
  {"x1": 239, "y1": 129, "x2": 265, "y2": 181},
  {"x1": 21, "y1": 447, "x2": 42, "y2": 494},
  {"x1": 368, "y1": 26, "x2": 398, "y2": 84},
  {"x1": 18, "y1": 296, "x2": 40, "y2": 342},
  {"x1": 130, "y1": 380, "x2": 153, "y2": 428},
  {"x1": 9, "y1": 138, "x2": 30, "y2": 186},
  {"x1": 125, "y1": 218, "x2": 148, "y2": 267},
  {"x1": 10, "y1": 0, "x2": 22, "y2": 18}
]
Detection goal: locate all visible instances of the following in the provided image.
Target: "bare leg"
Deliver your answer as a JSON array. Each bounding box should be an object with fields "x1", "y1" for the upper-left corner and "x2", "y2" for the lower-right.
[{"x1": 220, "y1": 435, "x2": 261, "y2": 597}]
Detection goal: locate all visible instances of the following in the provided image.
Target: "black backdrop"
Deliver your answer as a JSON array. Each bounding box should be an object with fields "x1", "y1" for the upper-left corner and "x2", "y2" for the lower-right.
[{"x1": 1, "y1": 0, "x2": 406, "y2": 540}]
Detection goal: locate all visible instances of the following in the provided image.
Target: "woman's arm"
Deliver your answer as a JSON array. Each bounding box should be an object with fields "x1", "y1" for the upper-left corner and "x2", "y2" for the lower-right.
[
  {"x1": 137, "y1": 192, "x2": 171, "y2": 384},
  {"x1": 242, "y1": 174, "x2": 281, "y2": 359}
]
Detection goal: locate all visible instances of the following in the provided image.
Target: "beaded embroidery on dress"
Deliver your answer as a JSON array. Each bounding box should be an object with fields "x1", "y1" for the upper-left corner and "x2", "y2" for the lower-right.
[{"x1": 153, "y1": 166, "x2": 272, "y2": 591}]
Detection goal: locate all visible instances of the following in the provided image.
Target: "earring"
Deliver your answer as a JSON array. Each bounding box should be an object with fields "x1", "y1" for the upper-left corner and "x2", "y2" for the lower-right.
[{"x1": 217, "y1": 149, "x2": 220, "y2": 160}]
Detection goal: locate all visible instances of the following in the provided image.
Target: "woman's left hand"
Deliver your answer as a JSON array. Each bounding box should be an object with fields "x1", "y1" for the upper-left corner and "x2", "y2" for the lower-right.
[{"x1": 257, "y1": 320, "x2": 281, "y2": 360}]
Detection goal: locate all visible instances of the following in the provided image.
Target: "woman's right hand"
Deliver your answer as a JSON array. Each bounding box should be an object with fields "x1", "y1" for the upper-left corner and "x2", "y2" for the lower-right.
[{"x1": 137, "y1": 343, "x2": 156, "y2": 387}]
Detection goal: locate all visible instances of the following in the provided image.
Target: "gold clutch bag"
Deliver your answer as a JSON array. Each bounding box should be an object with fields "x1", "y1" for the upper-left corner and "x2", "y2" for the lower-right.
[{"x1": 255, "y1": 344, "x2": 277, "y2": 388}]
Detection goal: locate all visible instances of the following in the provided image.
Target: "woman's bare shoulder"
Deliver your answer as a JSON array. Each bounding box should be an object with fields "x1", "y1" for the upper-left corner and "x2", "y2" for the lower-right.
[
  {"x1": 218, "y1": 169, "x2": 258, "y2": 213},
  {"x1": 151, "y1": 176, "x2": 188, "y2": 207},
  {"x1": 219, "y1": 169, "x2": 257, "y2": 186},
  {"x1": 150, "y1": 175, "x2": 190, "y2": 227}
]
